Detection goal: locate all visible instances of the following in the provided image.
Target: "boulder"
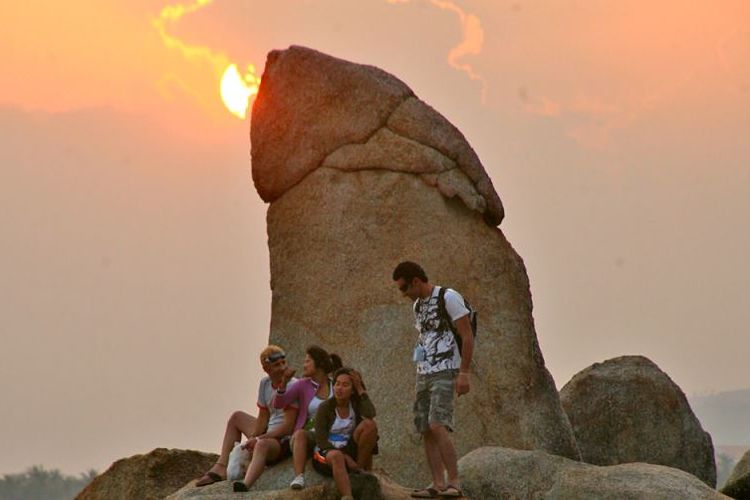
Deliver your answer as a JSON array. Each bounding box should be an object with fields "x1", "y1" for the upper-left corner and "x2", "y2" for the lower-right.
[
  {"x1": 251, "y1": 45, "x2": 580, "y2": 486},
  {"x1": 459, "y1": 446, "x2": 729, "y2": 499},
  {"x1": 721, "y1": 449, "x2": 750, "y2": 499},
  {"x1": 167, "y1": 460, "x2": 411, "y2": 500},
  {"x1": 560, "y1": 355, "x2": 716, "y2": 486},
  {"x1": 75, "y1": 448, "x2": 218, "y2": 500}
]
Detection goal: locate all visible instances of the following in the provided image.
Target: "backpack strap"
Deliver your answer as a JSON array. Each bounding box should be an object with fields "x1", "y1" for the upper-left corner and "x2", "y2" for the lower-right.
[
  {"x1": 438, "y1": 287, "x2": 457, "y2": 330},
  {"x1": 438, "y1": 287, "x2": 462, "y2": 349}
]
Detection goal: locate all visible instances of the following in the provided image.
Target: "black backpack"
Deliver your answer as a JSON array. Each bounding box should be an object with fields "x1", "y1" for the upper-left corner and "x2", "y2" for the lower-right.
[{"x1": 436, "y1": 287, "x2": 477, "y2": 356}]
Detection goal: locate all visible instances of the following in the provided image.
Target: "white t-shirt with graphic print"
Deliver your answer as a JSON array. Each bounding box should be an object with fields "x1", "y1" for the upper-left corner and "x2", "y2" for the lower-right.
[{"x1": 412, "y1": 286, "x2": 470, "y2": 375}]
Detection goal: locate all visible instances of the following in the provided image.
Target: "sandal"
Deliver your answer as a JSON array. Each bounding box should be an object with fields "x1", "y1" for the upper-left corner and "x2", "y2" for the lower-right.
[
  {"x1": 440, "y1": 484, "x2": 464, "y2": 498},
  {"x1": 195, "y1": 471, "x2": 224, "y2": 487},
  {"x1": 411, "y1": 486, "x2": 441, "y2": 498}
]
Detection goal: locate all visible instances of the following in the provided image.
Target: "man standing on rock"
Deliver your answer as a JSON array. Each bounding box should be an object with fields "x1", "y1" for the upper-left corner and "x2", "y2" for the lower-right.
[{"x1": 393, "y1": 261, "x2": 473, "y2": 499}]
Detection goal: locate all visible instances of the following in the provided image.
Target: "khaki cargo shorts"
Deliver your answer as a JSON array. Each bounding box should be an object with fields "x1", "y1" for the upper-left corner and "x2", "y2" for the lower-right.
[{"x1": 413, "y1": 369, "x2": 458, "y2": 433}]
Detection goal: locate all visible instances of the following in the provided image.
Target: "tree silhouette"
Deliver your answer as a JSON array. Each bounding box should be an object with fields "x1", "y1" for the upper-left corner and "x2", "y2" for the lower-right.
[{"x1": 0, "y1": 465, "x2": 97, "y2": 500}]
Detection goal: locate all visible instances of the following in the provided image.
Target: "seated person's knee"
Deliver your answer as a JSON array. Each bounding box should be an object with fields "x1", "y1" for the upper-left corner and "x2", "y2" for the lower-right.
[
  {"x1": 255, "y1": 438, "x2": 273, "y2": 453},
  {"x1": 326, "y1": 449, "x2": 344, "y2": 464},
  {"x1": 228, "y1": 410, "x2": 246, "y2": 425},
  {"x1": 359, "y1": 418, "x2": 378, "y2": 436}
]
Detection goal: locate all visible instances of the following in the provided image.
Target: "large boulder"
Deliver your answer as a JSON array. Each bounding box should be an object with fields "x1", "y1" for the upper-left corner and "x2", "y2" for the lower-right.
[
  {"x1": 459, "y1": 447, "x2": 729, "y2": 500},
  {"x1": 167, "y1": 461, "x2": 411, "y2": 500},
  {"x1": 560, "y1": 355, "x2": 716, "y2": 486},
  {"x1": 251, "y1": 45, "x2": 580, "y2": 486},
  {"x1": 722, "y1": 449, "x2": 750, "y2": 499},
  {"x1": 76, "y1": 448, "x2": 218, "y2": 500}
]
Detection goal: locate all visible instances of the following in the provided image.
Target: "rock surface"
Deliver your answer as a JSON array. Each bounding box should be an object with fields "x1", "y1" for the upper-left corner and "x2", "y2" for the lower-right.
[
  {"x1": 251, "y1": 45, "x2": 580, "y2": 486},
  {"x1": 251, "y1": 45, "x2": 503, "y2": 225},
  {"x1": 560, "y1": 355, "x2": 716, "y2": 486},
  {"x1": 459, "y1": 446, "x2": 729, "y2": 500},
  {"x1": 167, "y1": 459, "x2": 411, "y2": 500},
  {"x1": 721, "y1": 449, "x2": 750, "y2": 499},
  {"x1": 76, "y1": 448, "x2": 218, "y2": 500}
]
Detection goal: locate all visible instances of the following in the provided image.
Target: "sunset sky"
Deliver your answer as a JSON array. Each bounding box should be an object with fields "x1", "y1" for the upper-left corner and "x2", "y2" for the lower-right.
[{"x1": 2, "y1": 0, "x2": 749, "y2": 475}]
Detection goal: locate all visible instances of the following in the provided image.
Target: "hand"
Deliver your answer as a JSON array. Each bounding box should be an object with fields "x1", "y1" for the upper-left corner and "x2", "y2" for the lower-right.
[
  {"x1": 455, "y1": 372, "x2": 470, "y2": 397},
  {"x1": 350, "y1": 370, "x2": 365, "y2": 395},
  {"x1": 242, "y1": 437, "x2": 258, "y2": 451},
  {"x1": 281, "y1": 367, "x2": 296, "y2": 386}
]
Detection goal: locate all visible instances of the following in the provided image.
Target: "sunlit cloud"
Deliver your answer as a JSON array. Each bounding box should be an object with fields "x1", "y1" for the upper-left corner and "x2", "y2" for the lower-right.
[
  {"x1": 152, "y1": 0, "x2": 260, "y2": 119},
  {"x1": 389, "y1": 0, "x2": 487, "y2": 101},
  {"x1": 152, "y1": 0, "x2": 488, "y2": 117}
]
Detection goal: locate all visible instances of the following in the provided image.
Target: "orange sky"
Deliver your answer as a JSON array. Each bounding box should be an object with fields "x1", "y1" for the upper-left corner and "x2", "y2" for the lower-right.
[{"x1": 2, "y1": 0, "x2": 749, "y2": 476}]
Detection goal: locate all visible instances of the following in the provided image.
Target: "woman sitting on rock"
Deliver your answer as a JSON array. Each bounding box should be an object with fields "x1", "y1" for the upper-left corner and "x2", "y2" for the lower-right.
[
  {"x1": 272, "y1": 345, "x2": 342, "y2": 490},
  {"x1": 312, "y1": 367, "x2": 379, "y2": 500}
]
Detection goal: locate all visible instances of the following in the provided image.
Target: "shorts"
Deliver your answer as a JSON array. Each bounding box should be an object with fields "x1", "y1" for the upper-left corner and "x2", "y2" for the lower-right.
[
  {"x1": 312, "y1": 440, "x2": 358, "y2": 477},
  {"x1": 290, "y1": 429, "x2": 316, "y2": 455},
  {"x1": 265, "y1": 436, "x2": 291, "y2": 465},
  {"x1": 414, "y1": 369, "x2": 458, "y2": 433}
]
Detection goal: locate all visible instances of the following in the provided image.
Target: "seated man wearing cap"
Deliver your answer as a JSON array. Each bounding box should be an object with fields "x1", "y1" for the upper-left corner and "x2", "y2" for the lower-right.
[{"x1": 196, "y1": 345, "x2": 298, "y2": 488}]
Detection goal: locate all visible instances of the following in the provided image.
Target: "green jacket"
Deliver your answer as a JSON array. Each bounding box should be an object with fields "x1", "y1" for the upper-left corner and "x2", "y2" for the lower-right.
[{"x1": 314, "y1": 393, "x2": 376, "y2": 452}]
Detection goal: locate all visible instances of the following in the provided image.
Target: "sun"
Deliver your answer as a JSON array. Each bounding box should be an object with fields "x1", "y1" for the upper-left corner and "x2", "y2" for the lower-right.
[{"x1": 220, "y1": 64, "x2": 260, "y2": 120}]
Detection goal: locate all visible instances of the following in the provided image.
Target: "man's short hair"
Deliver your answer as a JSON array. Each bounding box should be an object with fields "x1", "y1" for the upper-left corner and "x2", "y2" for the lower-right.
[
  {"x1": 259, "y1": 345, "x2": 285, "y2": 366},
  {"x1": 392, "y1": 261, "x2": 428, "y2": 283}
]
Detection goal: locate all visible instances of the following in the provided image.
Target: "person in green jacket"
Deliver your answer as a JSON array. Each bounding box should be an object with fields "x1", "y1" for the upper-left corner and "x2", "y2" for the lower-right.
[{"x1": 312, "y1": 367, "x2": 379, "y2": 500}]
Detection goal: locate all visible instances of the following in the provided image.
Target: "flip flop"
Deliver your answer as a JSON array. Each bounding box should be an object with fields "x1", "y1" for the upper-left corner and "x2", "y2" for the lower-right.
[
  {"x1": 440, "y1": 484, "x2": 464, "y2": 498},
  {"x1": 195, "y1": 471, "x2": 223, "y2": 487},
  {"x1": 411, "y1": 486, "x2": 440, "y2": 498}
]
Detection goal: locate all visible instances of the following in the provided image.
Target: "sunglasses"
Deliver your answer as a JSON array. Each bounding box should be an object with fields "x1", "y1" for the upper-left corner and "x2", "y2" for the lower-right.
[
  {"x1": 263, "y1": 352, "x2": 286, "y2": 364},
  {"x1": 399, "y1": 281, "x2": 411, "y2": 293}
]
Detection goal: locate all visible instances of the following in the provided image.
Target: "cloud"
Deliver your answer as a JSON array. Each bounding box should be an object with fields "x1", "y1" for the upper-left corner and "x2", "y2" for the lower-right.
[{"x1": 389, "y1": 0, "x2": 488, "y2": 101}]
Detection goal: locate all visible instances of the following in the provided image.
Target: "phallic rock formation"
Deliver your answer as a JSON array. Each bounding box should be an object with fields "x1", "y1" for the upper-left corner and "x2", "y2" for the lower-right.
[
  {"x1": 560, "y1": 355, "x2": 716, "y2": 486},
  {"x1": 251, "y1": 45, "x2": 503, "y2": 226},
  {"x1": 459, "y1": 447, "x2": 730, "y2": 500},
  {"x1": 722, "y1": 449, "x2": 750, "y2": 499},
  {"x1": 75, "y1": 448, "x2": 218, "y2": 500},
  {"x1": 251, "y1": 45, "x2": 579, "y2": 485}
]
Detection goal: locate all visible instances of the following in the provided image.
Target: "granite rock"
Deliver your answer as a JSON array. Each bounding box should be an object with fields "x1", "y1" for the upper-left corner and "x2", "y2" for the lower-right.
[
  {"x1": 262, "y1": 167, "x2": 579, "y2": 485},
  {"x1": 75, "y1": 448, "x2": 218, "y2": 500},
  {"x1": 251, "y1": 45, "x2": 503, "y2": 225},
  {"x1": 560, "y1": 355, "x2": 716, "y2": 486},
  {"x1": 253, "y1": 45, "x2": 579, "y2": 486},
  {"x1": 459, "y1": 446, "x2": 729, "y2": 500},
  {"x1": 167, "y1": 460, "x2": 411, "y2": 500},
  {"x1": 721, "y1": 449, "x2": 750, "y2": 499}
]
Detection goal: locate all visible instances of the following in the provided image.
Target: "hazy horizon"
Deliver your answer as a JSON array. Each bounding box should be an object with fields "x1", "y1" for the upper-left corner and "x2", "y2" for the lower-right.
[{"x1": 2, "y1": 0, "x2": 748, "y2": 476}]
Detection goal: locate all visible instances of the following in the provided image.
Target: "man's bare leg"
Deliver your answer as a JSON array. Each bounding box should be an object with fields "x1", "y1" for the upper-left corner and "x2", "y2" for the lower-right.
[
  {"x1": 423, "y1": 429, "x2": 446, "y2": 490},
  {"x1": 428, "y1": 423, "x2": 458, "y2": 487},
  {"x1": 242, "y1": 438, "x2": 281, "y2": 488},
  {"x1": 207, "y1": 411, "x2": 256, "y2": 477}
]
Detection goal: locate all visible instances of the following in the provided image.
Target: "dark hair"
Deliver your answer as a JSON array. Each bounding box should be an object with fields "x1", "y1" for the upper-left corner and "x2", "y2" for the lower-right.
[
  {"x1": 332, "y1": 367, "x2": 366, "y2": 402},
  {"x1": 306, "y1": 345, "x2": 343, "y2": 374},
  {"x1": 392, "y1": 261, "x2": 428, "y2": 283}
]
